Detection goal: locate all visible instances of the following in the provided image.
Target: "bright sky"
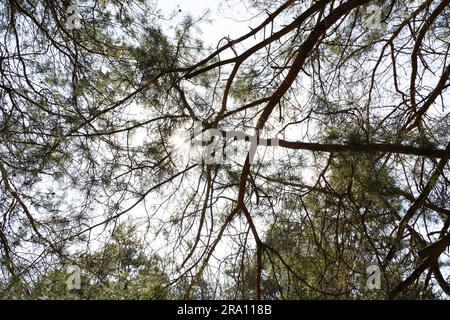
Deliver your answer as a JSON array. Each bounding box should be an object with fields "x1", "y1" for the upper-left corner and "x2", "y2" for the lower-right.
[{"x1": 158, "y1": 0, "x2": 260, "y2": 44}]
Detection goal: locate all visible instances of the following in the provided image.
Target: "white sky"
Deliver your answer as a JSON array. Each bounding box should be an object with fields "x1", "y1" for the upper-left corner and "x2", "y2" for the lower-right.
[{"x1": 158, "y1": 0, "x2": 261, "y2": 46}]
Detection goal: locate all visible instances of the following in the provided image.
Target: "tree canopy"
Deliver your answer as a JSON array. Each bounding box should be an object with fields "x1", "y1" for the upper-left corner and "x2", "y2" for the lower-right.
[{"x1": 0, "y1": 0, "x2": 449, "y2": 299}]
